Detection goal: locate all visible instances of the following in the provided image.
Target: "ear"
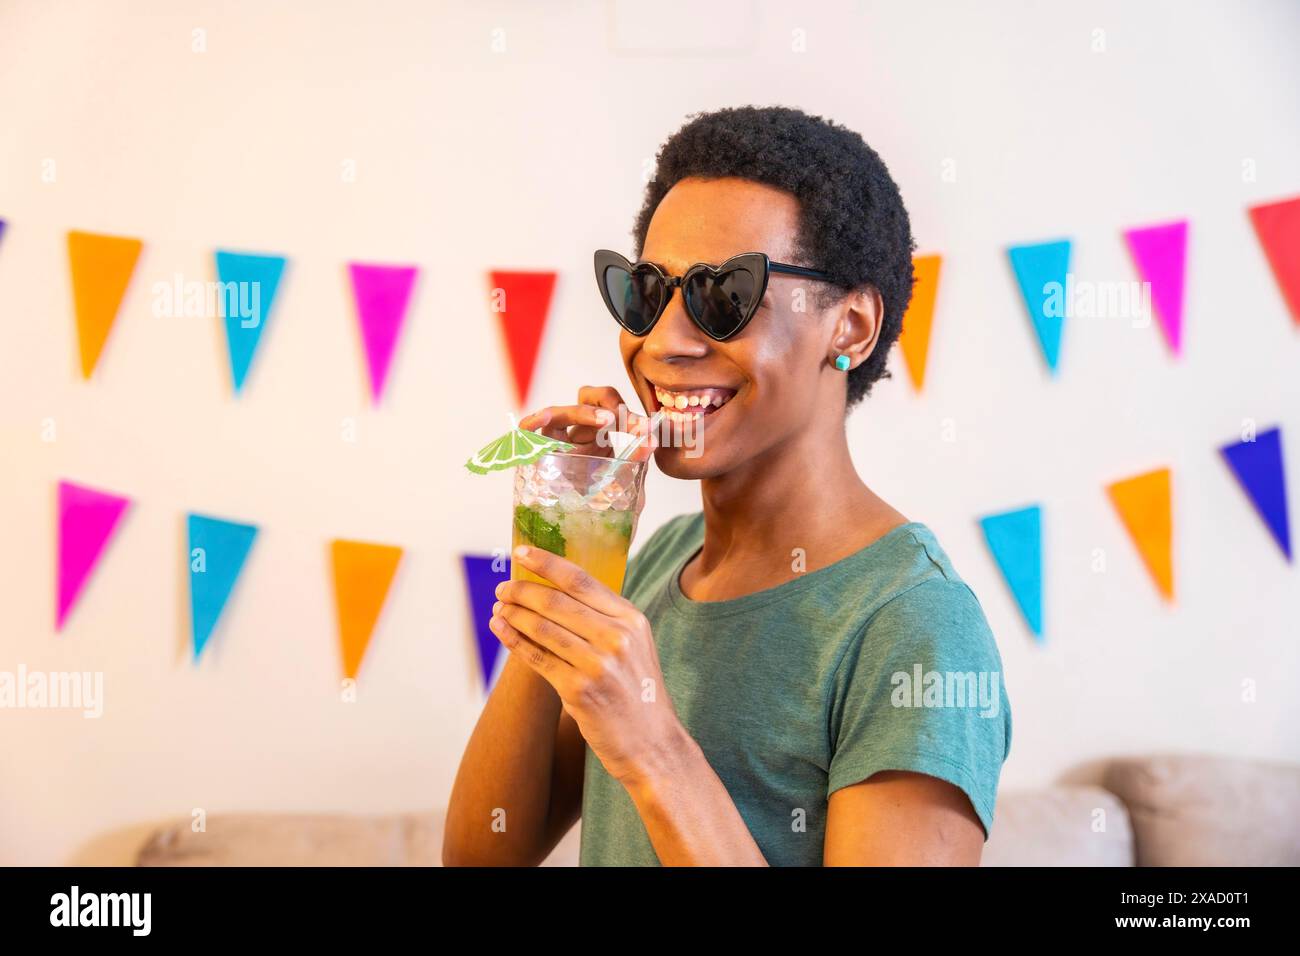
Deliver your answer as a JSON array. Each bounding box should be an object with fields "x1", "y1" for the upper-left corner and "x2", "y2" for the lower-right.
[{"x1": 829, "y1": 287, "x2": 884, "y2": 370}]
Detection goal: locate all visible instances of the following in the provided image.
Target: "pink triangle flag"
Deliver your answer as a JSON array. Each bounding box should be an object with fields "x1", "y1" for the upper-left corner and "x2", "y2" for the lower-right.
[
  {"x1": 348, "y1": 263, "x2": 418, "y2": 403},
  {"x1": 1123, "y1": 220, "x2": 1188, "y2": 356},
  {"x1": 57, "y1": 480, "x2": 131, "y2": 630}
]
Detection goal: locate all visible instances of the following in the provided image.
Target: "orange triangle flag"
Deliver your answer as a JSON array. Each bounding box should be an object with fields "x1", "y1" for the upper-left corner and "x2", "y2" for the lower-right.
[
  {"x1": 897, "y1": 254, "x2": 942, "y2": 391},
  {"x1": 67, "y1": 230, "x2": 143, "y2": 378},
  {"x1": 1106, "y1": 468, "x2": 1174, "y2": 601},
  {"x1": 330, "y1": 540, "x2": 403, "y2": 679}
]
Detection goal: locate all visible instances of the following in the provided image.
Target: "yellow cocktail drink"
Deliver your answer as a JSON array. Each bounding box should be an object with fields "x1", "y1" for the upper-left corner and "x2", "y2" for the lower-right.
[{"x1": 511, "y1": 452, "x2": 646, "y2": 594}]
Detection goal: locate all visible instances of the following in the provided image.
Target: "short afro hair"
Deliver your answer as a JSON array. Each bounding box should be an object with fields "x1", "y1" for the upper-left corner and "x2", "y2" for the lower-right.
[{"x1": 632, "y1": 105, "x2": 915, "y2": 406}]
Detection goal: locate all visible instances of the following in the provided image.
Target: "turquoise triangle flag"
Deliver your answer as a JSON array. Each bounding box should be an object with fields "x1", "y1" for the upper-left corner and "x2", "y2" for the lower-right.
[
  {"x1": 187, "y1": 513, "x2": 259, "y2": 660},
  {"x1": 1008, "y1": 240, "x2": 1071, "y2": 374},
  {"x1": 214, "y1": 251, "x2": 287, "y2": 394},
  {"x1": 979, "y1": 505, "x2": 1043, "y2": 640}
]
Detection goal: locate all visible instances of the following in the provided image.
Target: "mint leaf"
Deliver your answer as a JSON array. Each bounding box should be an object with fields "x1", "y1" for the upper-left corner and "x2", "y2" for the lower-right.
[{"x1": 514, "y1": 505, "x2": 566, "y2": 557}]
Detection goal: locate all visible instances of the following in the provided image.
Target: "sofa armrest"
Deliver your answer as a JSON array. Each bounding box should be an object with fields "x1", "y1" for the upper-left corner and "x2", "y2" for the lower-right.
[{"x1": 981, "y1": 785, "x2": 1134, "y2": 866}]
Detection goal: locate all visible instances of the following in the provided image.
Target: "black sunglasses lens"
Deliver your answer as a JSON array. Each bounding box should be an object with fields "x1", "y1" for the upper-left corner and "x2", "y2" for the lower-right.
[
  {"x1": 603, "y1": 265, "x2": 663, "y2": 334},
  {"x1": 684, "y1": 267, "x2": 757, "y2": 338}
]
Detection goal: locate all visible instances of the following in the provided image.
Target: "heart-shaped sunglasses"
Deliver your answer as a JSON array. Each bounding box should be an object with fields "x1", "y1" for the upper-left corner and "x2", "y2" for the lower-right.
[{"x1": 594, "y1": 249, "x2": 836, "y2": 341}]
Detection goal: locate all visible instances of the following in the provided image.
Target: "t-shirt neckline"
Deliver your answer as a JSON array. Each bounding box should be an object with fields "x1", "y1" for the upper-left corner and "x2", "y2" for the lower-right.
[{"x1": 665, "y1": 519, "x2": 929, "y2": 620}]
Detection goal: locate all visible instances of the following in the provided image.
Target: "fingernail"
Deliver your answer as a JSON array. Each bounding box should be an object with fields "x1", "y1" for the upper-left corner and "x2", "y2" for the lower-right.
[
  {"x1": 492, "y1": 601, "x2": 502, "y2": 615},
  {"x1": 595, "y1": 409, "x2": 614, "y2": 423},
  {"x1": 494, "y1": 582, "x2": 506, "y2": 597},
  {"x1": 488, "y1": 616, "x2": 501, "y2": 631}
]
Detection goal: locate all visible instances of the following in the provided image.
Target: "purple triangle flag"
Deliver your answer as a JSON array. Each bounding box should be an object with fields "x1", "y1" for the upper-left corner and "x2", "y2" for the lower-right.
[
  {"x1": 348, "y1": 263, "x2": 418, "y2": 404},
  {"x1": 1220, "y1": 427, "x2": 1291, "y2": 560},
  {"x1": 57, "y1": 480, "x2": 131, "y2": 630},
  {"x1": 1124, "y1": 220, "x2": 1187, "y2": 356},
  {"x1": 461, "y1": 553, "x2": 510, "y2": 689}
]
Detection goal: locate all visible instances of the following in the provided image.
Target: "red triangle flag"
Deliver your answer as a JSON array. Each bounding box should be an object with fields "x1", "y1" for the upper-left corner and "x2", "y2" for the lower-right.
[
  {"x1": 1248, "y1": 196, "x2": 1300, "y2": 326},
  {"x1": 489, "y1": 271, "x2": 556, "y2": 407}
]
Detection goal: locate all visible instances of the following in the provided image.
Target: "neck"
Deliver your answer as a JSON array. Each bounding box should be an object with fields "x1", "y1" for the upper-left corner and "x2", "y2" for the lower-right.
[{"x1": 693, "y1": 412, "x2": 894, "y2": 578}]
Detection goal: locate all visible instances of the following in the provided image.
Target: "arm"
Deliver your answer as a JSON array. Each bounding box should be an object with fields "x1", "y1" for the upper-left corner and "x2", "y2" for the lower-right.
[
  {"x1": 442, "y1": 654, "x2": 587, "y2": 866},
  {"x1": 492, "y1": 544, "x2": 767, "y2": 866},
  {"x1": 444, "y1": 388, "x2": 637, "y2": 866},
  {"x1": 621, "y1": 726, "x2": 768, "y2": 866},
  {"x1": 823, "y1": 770, "x2": 985, "y2": 865}
]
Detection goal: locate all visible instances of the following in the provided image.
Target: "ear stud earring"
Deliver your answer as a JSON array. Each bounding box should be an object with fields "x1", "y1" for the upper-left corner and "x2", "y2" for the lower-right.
[{"x1": 834, "y1": 354, "x2": 851, "y2": 372}]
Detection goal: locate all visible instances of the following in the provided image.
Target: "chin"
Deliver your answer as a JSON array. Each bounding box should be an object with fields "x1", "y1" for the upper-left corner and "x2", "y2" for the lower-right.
[{"x1": 653, "y1": 444, "x2": 731, "y2": 480}]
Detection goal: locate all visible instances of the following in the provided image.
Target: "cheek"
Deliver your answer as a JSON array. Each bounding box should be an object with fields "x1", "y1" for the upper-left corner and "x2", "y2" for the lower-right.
[{"x1": 732, "y1": 315, "x2": 820, "y2": 409}]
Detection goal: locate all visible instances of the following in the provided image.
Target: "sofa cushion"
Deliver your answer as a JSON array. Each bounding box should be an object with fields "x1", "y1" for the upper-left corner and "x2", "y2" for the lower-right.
[
  {"x1": 136, "y1": 811, "x2": 583, "y2": 866},
  {"x1": 137, "y1": 813, "x2": 442, "y2": 867},
  {"x1": 981, "y1": 786, "x2": 1134, "y2": 866},
  {"x1": 1103, "y1": 754, "x2": 1300, "y2": 866}
]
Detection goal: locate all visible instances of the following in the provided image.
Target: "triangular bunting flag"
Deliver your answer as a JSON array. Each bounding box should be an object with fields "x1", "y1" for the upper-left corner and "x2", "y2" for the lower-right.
[
  {"x1": 461, "y1": 554, "x2": 511, "y2": 689},
  {"x1": 489, "y1": 270, "x2": 557, "y2": 407},
  {"x1": 348, "y1": 262, "x2": 418, "y2": 404},
  {"x1": 331, "y1": 540, "x2": 403, "y2": 680},
  {"x1": 57, "y1": 480, "x2": 131, "y2": 630},
  {"x1": 1106, "y1": 468, "x2": 1174, "y2": 601},
  {"x1": 1248, "y1": 196, "x2": 1300, "y2": 326},
  {"x1": 67, "y1": 230, "x2": 143, "y2": 378},
  {"x1": 978, "y1": 505, "x2": 1043, "y2": 640},
  {"x1": 1123, "y1": 220, "x2": 1187, "y2": 355},
  {"x1": 1007, "y1": 239, "x2": 1071, "y2": 374},
  {"x1": 898, "y1": 254, "x2": 942, "y2": 391},
  {"x1": 214, "y1": 250, "x2": 287, "y2": 394},
  {"x1": 187, "y1": 514, "x2": 259, "y2": 660},
  {"x1": 1220, "y1": 427, "x2": 1291, "y2": 561}
]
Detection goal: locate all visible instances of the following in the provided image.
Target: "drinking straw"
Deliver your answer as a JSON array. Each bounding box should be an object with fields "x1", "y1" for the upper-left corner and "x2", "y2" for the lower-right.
[
  {"x1": 584, "y1": 410, "x2": 664, "y2": 503},
  {"x1": 615, "y1": 409, "x2": 665, "y2": 461}
]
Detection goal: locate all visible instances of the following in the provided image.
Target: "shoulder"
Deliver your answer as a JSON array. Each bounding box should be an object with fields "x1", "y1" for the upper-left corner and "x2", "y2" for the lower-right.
[{"x1": 828, "y1": 536, "x2": 1013, "y2": 836}]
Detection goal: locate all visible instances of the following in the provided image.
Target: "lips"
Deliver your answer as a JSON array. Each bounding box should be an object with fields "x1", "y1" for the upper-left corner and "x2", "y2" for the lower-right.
[{"x1": 646, "y1": 381, "x2": 738, "y2": 423}]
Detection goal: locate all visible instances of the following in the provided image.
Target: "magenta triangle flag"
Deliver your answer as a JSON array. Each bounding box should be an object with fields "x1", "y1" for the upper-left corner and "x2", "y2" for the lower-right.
[
  {"x1": 57, "y1": 480, "x2": 131, "y2": 630},
  {"x1": 1123, "y1": 220, "x2": 1187, "y2": 356},
  {"x1": 348, "y1": 263, "x2": 418, "y2": 404}
]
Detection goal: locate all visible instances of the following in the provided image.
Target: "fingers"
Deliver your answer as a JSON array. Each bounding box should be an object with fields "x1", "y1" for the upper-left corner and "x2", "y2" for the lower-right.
[
  {"x1": 491, "y1": 599, "x2": 599, "y2": 673},
  {"x1": 578, "y1": 385, "x2": 650, "y2": 434},
  {"x1": 499, "y1": 547, "x2": 626, "y2": 620},
  {"x1": 488, "y1": 613, "x2": 575, "y2": 692},
  {"x1": 518, "y1": 404, "x2": 616, "y2": 443}
]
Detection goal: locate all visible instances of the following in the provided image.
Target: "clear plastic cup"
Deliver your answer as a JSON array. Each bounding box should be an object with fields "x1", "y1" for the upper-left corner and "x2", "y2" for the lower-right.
[{"x1": 512, "y1": 451, "x2": 648, "y2": 593}]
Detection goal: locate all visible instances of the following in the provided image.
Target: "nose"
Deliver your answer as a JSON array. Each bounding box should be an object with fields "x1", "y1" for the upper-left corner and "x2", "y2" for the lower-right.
[{"x1": 642, "y1": 288, "x2": 710, "y2": 362}]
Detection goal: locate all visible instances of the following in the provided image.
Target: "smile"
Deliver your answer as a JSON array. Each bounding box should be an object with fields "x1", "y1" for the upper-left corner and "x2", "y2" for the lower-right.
[{"x1": 649, "y1": 382, "x2": 737, "y2": 423}]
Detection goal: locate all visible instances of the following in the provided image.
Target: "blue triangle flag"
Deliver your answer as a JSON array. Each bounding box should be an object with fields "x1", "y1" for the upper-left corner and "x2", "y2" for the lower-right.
[
  {"x1": 1220, "y1": 427, "x2": 1291, "y2": 560},
  {"x1": 979, "y1": 505, "x2": 1043, "y2": 640},
  {"x1": 188, "y1": 514, "x2": 259, "y2": 659},
  {"x1": 1008, "y1": 240, "x2": 1071, "y2": 374},
  {"x1": 461, "y1": 554, "x2": 510, "y2": 689},
  {"x1": 214, "y1": 250, "x2": 287, "y2": 393}
]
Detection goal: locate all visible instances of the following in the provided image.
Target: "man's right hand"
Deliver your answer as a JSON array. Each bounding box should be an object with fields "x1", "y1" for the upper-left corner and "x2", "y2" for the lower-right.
[{"x1": 518, "y1": 386, "x2": 654, "y2": 461}]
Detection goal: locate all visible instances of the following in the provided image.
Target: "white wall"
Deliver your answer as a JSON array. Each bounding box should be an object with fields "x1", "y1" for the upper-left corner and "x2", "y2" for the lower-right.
[{"x1": 1, "y1": 0, "x2": 1297, "y2": 865}]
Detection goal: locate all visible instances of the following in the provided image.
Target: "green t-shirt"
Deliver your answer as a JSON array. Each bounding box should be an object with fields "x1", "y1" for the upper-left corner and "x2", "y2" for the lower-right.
[{"x1": 578, "y1": 512, "x2": 1013, "y2": 866}]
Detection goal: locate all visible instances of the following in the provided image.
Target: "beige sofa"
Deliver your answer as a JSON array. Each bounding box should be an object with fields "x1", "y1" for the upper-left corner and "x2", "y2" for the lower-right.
[{"x1": 132, "y1": 754, "x2": 1300, "y2": 866}]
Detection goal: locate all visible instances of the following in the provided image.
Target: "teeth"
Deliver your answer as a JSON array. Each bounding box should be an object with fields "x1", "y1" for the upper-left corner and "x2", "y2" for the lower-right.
[{"x1": 653, "y1": 385, "x2": 735, "y2": 413}]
